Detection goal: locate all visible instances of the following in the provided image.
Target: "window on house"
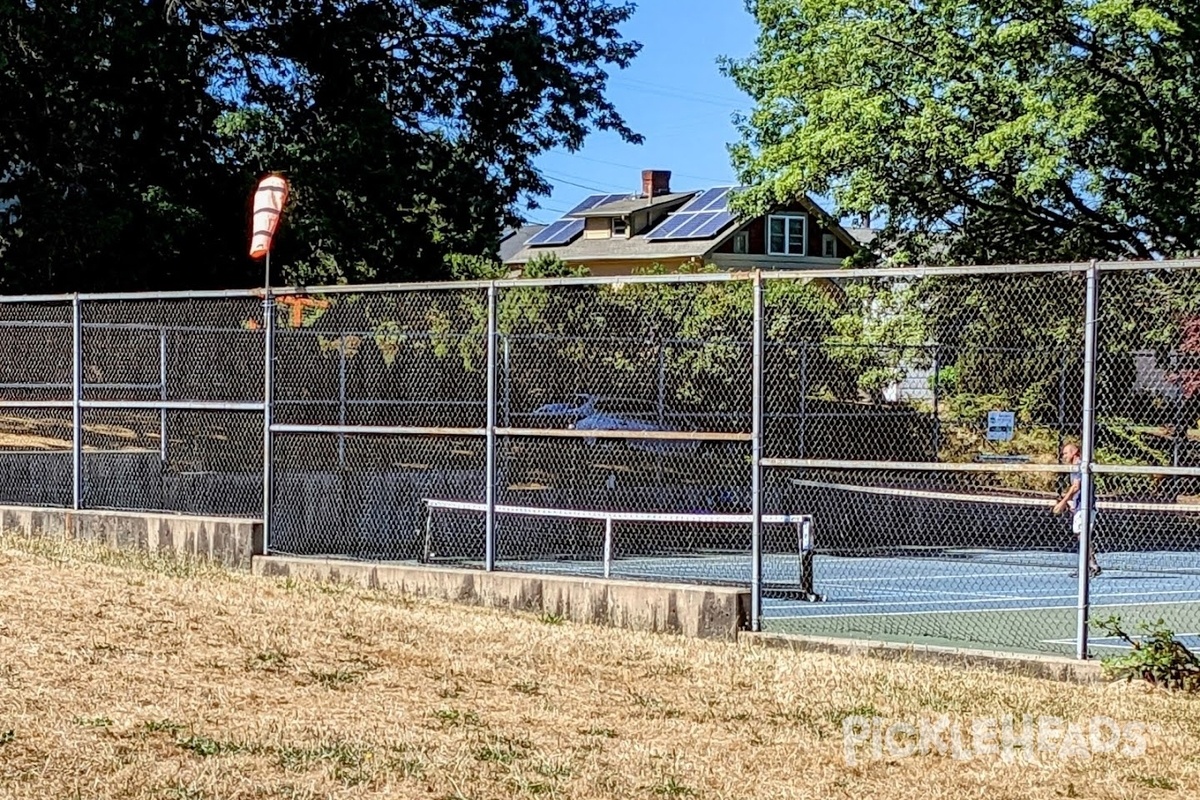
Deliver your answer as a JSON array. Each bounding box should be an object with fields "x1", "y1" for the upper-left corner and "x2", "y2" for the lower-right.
[
  {"x1": 611, "y1": 217, "x2": 628, "y2": 237},
  {"x1": 822, "y1": 233, "x2": 837, "y2": 257},
  {"x1": 767, "y1": 214, "x2": 806, "y2": 256},
  {"x1": 733, "y1": 230, "x2": 749, "y2": 254}
]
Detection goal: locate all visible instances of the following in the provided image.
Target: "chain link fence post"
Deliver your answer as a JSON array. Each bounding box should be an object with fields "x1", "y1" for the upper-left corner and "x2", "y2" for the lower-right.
[
  {"x1": 1077, "y1": 259, "x2": 1100, "y2": 660},
  {"x1": 485, "y1": 282, "x2": 498, "y2": 572},
  {"x1": 262, "y1": 292, "x2": 276, "y2": 553},
  {"x1": 159, "y1": 327, "x2": 168, "y2": 464},
  {"x1": 72, "y1": 294, "x2": 83, "y2": 510},
  {"x1": 751, "y1": 269, "x2": 765, "y2": 632}
]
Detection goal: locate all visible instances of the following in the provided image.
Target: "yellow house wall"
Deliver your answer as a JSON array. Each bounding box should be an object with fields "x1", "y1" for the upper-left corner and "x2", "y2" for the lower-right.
[{"x1": 583, "y1": 217, "x2": 611, "y2": 239}]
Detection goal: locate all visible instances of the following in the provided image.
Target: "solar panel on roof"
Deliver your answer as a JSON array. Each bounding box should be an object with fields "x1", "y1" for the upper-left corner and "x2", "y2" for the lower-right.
[
  {"x1": 644, "y1": 186, "x2": 741, "y2": 241},
  {"x1": 699, "y1": 189, "x2": 733, "y2": 211},
  {"x1": 567, "y1": 193, "x2": 631, "y2": 215},
  {"x1": 673, "y1": 213, "x2": 717, "y2": 238},
  {"x1": 678, "y1": 187, "x2": 729, "y2": 213},
  {"x1": 644, "y1": 208, "x2": 737, "y2": 241},
  {"x1": 647, "y1": 213, "x2": 690, "y2": 239},
  {"x1": 525, "y1": 218, "x2": 585, "y2": 247},
  {"x1": 692, "y1": 211, "x2": 735, "y2": 238}
]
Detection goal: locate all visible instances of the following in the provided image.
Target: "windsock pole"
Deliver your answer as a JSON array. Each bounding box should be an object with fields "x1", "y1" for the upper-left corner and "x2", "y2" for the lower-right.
[{"x1": 249, "y1": 172, "x2": 288, "y2": 556}]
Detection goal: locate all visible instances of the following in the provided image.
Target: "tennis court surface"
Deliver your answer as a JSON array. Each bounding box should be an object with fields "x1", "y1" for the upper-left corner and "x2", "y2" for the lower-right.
[
  {"x1": 477, "y1": 474, "x2": 1200, "y2": 657},
  {"x1": 495, "y1": 548, "x2": 1200, "y2": 657},
  {"x1": 763, "y1": 549, "x2": 1200, "y2": 657}
]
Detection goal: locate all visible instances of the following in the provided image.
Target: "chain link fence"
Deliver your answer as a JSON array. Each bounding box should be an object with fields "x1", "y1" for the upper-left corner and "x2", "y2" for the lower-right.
[
  {"x1": 3, "y1": 262, "x2": 1200, "y2": 658},
  {"x1": 0, "y1": 299, "x2": 74, "y2": 507},
  {"x1": 266, "y1": 286, "x2": 490, "y2": 562}
]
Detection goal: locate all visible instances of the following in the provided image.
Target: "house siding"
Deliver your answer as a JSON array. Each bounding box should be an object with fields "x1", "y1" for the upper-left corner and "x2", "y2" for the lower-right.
[
  {"x1": 713, "y1": 204, "x2": 854, "y2": 260},
  {"x1": 634, "y1": 206, "x2": 673, "y2": 236},
  {"x1": 583, "y1": 217, "x2": 611, "y2": 239},
  {"x1": 712, "y1": 218, "x2": 765, "y2": 255}
]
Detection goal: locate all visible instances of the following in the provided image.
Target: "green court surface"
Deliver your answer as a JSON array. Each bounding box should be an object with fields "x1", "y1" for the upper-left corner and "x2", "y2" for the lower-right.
[{"x1": 761, "y1": 551, "x2": 1200, "y2": 657}]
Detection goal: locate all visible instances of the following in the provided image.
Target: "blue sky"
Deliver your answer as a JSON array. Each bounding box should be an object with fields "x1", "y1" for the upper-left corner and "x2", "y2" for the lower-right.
[{"x1": 527, "y1": 1, "x2": 760, "y2": 224}]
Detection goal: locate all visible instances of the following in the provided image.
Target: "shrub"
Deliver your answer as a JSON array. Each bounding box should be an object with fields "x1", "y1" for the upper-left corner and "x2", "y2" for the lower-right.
[{"x1": 1092, "y1": 615, "x2": 1200, "y2": 692}]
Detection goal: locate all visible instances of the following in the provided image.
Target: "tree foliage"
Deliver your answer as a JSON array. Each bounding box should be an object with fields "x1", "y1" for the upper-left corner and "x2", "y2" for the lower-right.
[
  {"x1": 0, "y1": 0, "x2": 244, "y2": 292},
  {"x1": 725, "y1": 0, "x2": 1200, "y2": 264},
  {"x1": 0, "y1": 0, "x2": 640, "y2": 292}
]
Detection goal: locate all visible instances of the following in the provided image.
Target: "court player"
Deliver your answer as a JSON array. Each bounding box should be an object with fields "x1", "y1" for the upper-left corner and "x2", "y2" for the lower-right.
[{"x1": 1052, "y1": 441, "x2": 1101, "y2": 578}]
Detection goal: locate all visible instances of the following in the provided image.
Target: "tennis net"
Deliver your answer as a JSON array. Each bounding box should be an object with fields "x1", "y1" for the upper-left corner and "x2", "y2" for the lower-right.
[
  {"x1": 788, "y1": 476, "x2": 1200, "y2": 576},
  {"x1": 421, "y1": 497, "x2": 819, "y2": 596}
]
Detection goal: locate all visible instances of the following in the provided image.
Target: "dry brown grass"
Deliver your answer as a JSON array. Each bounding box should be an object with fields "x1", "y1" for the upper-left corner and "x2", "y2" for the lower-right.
[{"x1": 1, "y1": 534, "x2": 1199, "y2": 799}]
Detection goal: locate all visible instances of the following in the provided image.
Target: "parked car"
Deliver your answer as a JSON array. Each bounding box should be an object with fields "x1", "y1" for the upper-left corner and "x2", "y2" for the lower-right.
[
  {"x1": 528, "y1": 393, "x2": 598, "y2": 425},
  {"x1": 569, "y1": 397, "x2": 700, "y2": 455}
]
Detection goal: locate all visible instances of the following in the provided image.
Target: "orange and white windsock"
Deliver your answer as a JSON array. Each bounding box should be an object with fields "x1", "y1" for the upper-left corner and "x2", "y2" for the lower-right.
[{"x1": 249, "y1": 173, "x2": 289, "y2": 259}]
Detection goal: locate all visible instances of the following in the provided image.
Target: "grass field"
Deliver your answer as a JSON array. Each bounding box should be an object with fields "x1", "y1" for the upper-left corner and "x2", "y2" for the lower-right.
[{"x1": 2, "y1": 536, "x2": 1200, "y2": 799}]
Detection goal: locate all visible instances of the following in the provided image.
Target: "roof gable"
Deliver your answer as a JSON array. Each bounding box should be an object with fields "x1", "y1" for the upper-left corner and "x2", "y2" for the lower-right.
[{"x1": 508, "y1": 180, "x2": 862, "y2": 264}]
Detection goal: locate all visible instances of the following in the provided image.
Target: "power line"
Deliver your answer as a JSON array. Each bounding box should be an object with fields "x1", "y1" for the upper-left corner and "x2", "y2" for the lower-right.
[
  {"x1": 527, "y1": 204, "x2": 571, "y2": 216},
  {"x1": 619, "y1": 76, "x2": 745, "y2": 104},
  {"x1": 539, "y1": 170, "x2": 630, "y2": 194},
  {"x1": 544, "y1": 152, "x2": 736, "y2": 186},
  {"x1": 611, "y1": 77, "x2": 747, "y2": 108}
]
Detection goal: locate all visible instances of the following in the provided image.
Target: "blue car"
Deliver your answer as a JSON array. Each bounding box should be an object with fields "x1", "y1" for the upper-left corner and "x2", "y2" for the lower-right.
[
  {"x1": 569, "y1": 397, "x2": 700, "y2": 454},
  {"x1": 529, "y1": 393, "x2": 598, "y2": 423}
]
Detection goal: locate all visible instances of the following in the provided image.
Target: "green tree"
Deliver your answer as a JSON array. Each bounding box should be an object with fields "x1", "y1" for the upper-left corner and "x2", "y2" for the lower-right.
[
  {"x1": 725, "y1": 1, "x2": 1200, "y2": 264},
  {"x1": 0, "y1": 1, "x2": 641, "y2": 292},
  {"x1": 181, "y1": 0, "x2": 642, "y2": 285},
  {"x1": 0, "y1": 0, "x2": 244, "y2": 292}
]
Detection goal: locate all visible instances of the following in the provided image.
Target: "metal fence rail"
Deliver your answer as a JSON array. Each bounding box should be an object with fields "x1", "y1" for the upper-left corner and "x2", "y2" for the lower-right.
[{"x1": 5, "y1": 261, "x2": 1200, "y2": 658}]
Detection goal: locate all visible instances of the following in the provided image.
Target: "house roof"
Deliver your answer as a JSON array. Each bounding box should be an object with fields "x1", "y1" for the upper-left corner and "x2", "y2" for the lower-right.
[
  {"x1": 505, "y1": 179, "x2": 863, "y2": 265},
  {"x1": 571, "y1": 192, "x2": 696, "y2": 218},
  {"x1": 506, "y1": 231, "x2": 717, "y2": 265},
  {"x1": 846, "y1": 227, "x2": 880, "y2": 246},
  {"x1": 498, "y1": 224, "x2": 545, "y2": 262}
]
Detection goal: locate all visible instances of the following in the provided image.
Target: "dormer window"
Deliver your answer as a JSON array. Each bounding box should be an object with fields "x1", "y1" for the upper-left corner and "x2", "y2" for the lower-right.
[
  {"x1": 767, "y1": 213, "x2": 806, "y2": 256},
  {"x1": 611, "y1": 217, "x2": 628, "y2": 237},
  {"x1": 733, "y1": 231, "x2": 749, "y2": 254}
]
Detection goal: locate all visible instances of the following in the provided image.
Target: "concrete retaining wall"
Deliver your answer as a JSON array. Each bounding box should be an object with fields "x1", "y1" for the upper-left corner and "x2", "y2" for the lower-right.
[
  {"x1": 742, "y1": 631, "x2": 1105, "y2": 683},
  {"x1": 253, "y1": 555, "x2": 750, "y2": 641},
  {"x1": 0, "y1": 505, "x2": 263, "y2": 569}
]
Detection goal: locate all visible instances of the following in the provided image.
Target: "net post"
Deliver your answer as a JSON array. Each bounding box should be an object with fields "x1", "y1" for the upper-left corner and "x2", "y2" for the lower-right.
[
  {"x1": 603, "y1": 516, "x2": 613, "y2": 579},
  {"x1": 798, "y1": 517, "x2": 815, "y2": 598},
  {"x1": 261, "y1": 290, "x2": 276, "y2": 555},
  {"x1": 422, "y1": 501, "x2": 433, "y2": 564},
  {"x1": 71, "y1": 294, "x2": 83, "y2": 510},
  {"x1": 1076, "y1": 259, "x2": 1100, "y2": 660},
  {"x1": 484, "y1": 282, "x2": 498, "y2": 572},
  {"x1": 750, "y1": 269, "x2": 765, "y2": 632}
]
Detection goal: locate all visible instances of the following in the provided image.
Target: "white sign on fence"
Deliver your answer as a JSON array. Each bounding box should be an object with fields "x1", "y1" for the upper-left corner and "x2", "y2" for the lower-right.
[{"x1": 986, "y1": 410, "x2": 1016, "y2": 441}]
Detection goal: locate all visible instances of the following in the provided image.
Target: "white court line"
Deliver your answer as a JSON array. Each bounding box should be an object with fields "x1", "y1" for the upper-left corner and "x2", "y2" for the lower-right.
[
  {"x1": 816, "y1": 569, "x2": 1066, "y2": 584},
  {"x1": 772, "y1": 602, "x2": 1076, "y2": 619},
  {"x1": 772, "y1": 596, "x2": 1200, "y2": 620},
  {"x1": 813, "y1": 581, "x2": 1019, "y2": 601},
  {"x1": 769, "y1": 595, "x2": 1075, "y2": 613},
  {"x1": 769, "y1": 588, "x2": 1200, "y2": 614},
  {"x1": 1041, "y1": 634, "x2": 1200, "y2": 648},
  {"x1": 783, "y1": 584, "x2": 992, "y2": 601},
  {"x1": 778, "y1": 587, "x2": 1200, "y2": 612}
]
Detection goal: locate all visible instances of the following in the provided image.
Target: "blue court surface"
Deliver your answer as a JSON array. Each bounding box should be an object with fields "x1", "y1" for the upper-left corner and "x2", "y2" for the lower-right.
[{"x1": 501, "y1": 549, "x2": 1200, "y2": 655}]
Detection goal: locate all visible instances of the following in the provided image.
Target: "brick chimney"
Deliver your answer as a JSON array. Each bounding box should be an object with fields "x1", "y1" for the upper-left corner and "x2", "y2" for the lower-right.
[{"x1": 642, "y1": 170, "x2": 671, "y2": 198}]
